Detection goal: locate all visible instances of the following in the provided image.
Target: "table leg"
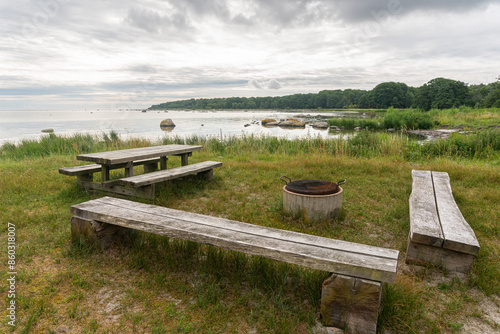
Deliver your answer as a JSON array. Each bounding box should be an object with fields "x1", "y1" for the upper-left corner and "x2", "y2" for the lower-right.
[
  {"x1": 181, "y1": 153, "x2": 192, "y2": 166},
  {"x1": 101, "y1": 165, "x2": 110, "y2": 182},
  {"x1": 125, "y1": 162, "x2": 134, "y2": 177},
  {"x1": 160, "y1": 156, "x2": 168, "y2": 170}
]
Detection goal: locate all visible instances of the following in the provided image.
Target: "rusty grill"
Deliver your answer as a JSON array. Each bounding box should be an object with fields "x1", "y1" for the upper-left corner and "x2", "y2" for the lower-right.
[{"x1": 281, "y1": 176, "x2": 345, "y2": 195}]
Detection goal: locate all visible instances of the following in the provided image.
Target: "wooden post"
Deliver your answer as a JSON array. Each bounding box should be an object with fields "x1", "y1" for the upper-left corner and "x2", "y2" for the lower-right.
[
  {"x1": 101, "y1": 165, "x2": 110, "y2": 182},
  {"x1": 198, "y1": 169, "x2": 214, "y2": 180},
  {"x1": 180, "y1": 153, "x2": 191, "y2": 166},
  {"x1": 71, "y1": 216, "x2": 133, "y2": 249},
  {"x1": 124, "y1": 162, "x2": 134, "y2": 177},
  {"x1": 160, "y1": 156, "x2": 168, "y2": 170},
  {"x1": 76, "y1": 173, "x2": 93, "y2": 188},
  {"x1": 321, "y1": 273, "x2": 382, "y2": 334}
]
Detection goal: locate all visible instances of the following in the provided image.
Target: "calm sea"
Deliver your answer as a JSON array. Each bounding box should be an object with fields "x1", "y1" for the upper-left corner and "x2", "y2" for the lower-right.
[{"x1": 0, "y1": 109, "x2": 358, "y2": 145}]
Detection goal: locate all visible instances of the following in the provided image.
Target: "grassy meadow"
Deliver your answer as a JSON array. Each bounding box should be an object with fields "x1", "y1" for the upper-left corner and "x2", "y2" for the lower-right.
[{"x1": 1, "y1": 109, "x2": 499, "y2": 333}]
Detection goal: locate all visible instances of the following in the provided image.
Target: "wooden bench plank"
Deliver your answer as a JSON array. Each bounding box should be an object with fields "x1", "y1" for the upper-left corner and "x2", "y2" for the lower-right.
[
  {"x1": 432, "y1": 172, "x2": 480, "y2": 255},
  {"x1": 71, "y1": 197, "x2": 399, "y2": 283},
  {"x1": 77, "y1": 145, "x2": 203, "y2": 164},
  {"x1": 119, "y1": 161, "x2": 222, "y2": 187},
  {"x1": 409, "y1": 170, "x2": 444, "y2": 247},
  {"x1": 59, "y1": 158, "x2": 162, "y2": 176}
]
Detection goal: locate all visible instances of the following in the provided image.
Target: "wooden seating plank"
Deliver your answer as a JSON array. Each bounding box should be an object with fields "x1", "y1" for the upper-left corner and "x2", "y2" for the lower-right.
[
  {"x1": 409, "y1": 170, "x2": 444, "y2": 247},
  {"x1": 77, "y1": 145, "x2": 203, "y2": 164},
  {"x1": 59, "y1": 158, "x2": 162, "y2": 176},
  {"x1": 71, "y1": 197, "x2": 399, "y2": 283},
  {"x1": 59, "y1": 164, "x2": 102, "y2": 176},
  {"x1": 432, "y1": 172, "x2": 480, "y2": 255},
  {"x1": 119, "y1": 161, "x2": 222, "y2": 187}
]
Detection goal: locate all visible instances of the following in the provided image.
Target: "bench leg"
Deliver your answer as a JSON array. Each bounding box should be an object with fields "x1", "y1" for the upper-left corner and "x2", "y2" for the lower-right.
[
  {"x1": 71, "y1": 216, "x2": 133, "y2": 249},
  {"x1": 405, "y1": 235, "x2": 475, "y2": 273},
  {"x1": 321, "y1": 273, "x2": 381, "y2": 334},
  {"x1": 160, "y1": 156, "x2": 168, "y2": 170},
  {"x1": 76, "y1": 173, "x2": 93, "y2": 188},
  {"x1": 198, "y1": 169, "x2": 214, "y2": 180}
]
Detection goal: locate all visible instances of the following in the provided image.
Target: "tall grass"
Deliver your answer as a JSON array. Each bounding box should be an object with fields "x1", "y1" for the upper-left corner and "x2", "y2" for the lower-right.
[
  {"x1": 2, "y1": 129, "x2": 500, "y2": 162},
  {"x1": 383, "y1": 108, "x2": 436, "y2": 130},
  {"x1": 327, "y1": 118, "x2": 383, "y2": 130}
]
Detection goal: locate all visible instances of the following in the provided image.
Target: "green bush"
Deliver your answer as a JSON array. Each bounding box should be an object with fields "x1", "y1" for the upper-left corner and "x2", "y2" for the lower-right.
[
  {"x1": 383, "y1": 108, "x2": 435, "y2": 130},
  {"x1": 327, "y1": 118, "x2": 383, "y2": 130}
]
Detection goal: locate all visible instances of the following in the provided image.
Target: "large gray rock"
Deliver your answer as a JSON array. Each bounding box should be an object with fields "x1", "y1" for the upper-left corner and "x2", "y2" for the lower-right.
[{"x1": 160, "y1": 119, "x2": 176, "y2": 127}]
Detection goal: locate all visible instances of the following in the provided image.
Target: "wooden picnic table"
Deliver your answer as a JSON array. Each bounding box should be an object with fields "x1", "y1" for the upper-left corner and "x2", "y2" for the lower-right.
[
  {"x1": 76, "y1": 144, "x2": 203, "y2": 182},
  {"x1": 60, "y1": 144, "x2": 222, "y2": 198}
]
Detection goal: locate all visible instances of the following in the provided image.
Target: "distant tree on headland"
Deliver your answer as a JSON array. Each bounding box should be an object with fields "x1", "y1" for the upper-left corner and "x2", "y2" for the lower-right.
[{"x1": 149, "y1": 77, "x2": 500, "y2": 111}]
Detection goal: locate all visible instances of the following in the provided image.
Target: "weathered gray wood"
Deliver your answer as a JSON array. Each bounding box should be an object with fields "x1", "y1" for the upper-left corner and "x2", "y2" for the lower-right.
[
  {"x1": 71, "y1": 216, "x2": 133, "y2": 249},
  {"x1": 409, "y1": 170, "x2": 443, "y2": 247},
  {"x1": 76, "y1": 145, "x2": 203, "y2": 165},
  {"x1": 406, "y1": 235, "x2": 476, "y2": 273},
  {"x1": 432, "y1": 172, "x2": 480, "y2": 255},
  {"x1": 79, "y1": 179, "x2": 155, "y2": 199},
  {"x1": 124, "y1": 162, "x2": 133, "y2": 177},
  {"x1": 71, "y1": 197, "x2": 399, "y2": 283},
  {"x1": 59, "y1": 158, "x2": 162, "y2": 176},
  {"x1": 101, "y1": 165, "x2": 110, "y2": 182},
  {"x1": 321, "y1": 273, "x2": 381, "y2": 334},
  {"x1": 119, "y1": 161, "x2": 223, "y2": 187},
  {"x1": 177, "y1": 152, "x2": 192, "y2": 166},
  {"x1": 406, "y1": 170, "x2": 479, "y2": 273}
]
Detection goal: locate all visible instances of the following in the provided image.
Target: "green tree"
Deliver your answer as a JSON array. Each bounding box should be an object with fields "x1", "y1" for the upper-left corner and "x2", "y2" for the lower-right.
[
  {"x1": 415, "y1": 78, "x2": 470, "y2": 110},
  {"x1": 371, "y1": 82, "x2": 412, "y2": 108}
]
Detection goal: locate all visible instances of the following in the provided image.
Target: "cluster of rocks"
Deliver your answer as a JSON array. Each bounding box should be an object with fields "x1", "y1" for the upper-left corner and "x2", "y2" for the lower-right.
[{"x1": 262, "y1": 118, "x2": 305, "y2": 128}]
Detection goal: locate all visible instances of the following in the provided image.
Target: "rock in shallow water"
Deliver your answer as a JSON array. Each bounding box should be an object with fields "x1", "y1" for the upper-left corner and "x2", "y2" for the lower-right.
[{"x1": 160, "y1": 118, "x2": 176, "y2": 127}]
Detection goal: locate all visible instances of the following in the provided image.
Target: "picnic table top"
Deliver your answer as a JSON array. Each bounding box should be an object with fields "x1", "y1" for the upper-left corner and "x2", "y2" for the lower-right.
[{"x1": 76, "y1": 144, "x2": 203, "y2": 165}]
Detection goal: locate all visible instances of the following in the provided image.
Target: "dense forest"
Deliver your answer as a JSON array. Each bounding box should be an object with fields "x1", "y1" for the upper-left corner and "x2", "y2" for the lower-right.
[{"x1": 150, "y1": 77, "x2": 500, "y2": 111}]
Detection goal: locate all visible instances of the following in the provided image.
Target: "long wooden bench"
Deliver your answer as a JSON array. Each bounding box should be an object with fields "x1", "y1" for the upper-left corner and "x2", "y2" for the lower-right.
[
  {"x1": 71, "y1": 196, "x2": 399, "y2": 334},
  {"x1": 405, "y1": 170, "x2": 480, "y2": 273}
]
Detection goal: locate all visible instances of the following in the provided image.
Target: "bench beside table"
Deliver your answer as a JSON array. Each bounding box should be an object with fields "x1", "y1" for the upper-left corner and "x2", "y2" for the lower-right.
[
  {"x1": 70, "y1": 196, "x2": 399, "y2": 334},
  {"x1": 59, "y1": 145, "x2": 221, "y2": 199},
  {"x1": 405, "y1": 170, "x2": 480, "y2": 272}
]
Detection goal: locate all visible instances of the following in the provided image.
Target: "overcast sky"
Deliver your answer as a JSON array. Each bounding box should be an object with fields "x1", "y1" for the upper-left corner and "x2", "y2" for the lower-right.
[{"x1": 1, "y1": 0, "x2": 500, "y2": 110}]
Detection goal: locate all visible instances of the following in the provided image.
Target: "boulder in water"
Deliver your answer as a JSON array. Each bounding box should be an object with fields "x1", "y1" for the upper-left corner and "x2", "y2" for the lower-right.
[{"x1": 160, "y1": 119, "x2": 176, "y2": 127}]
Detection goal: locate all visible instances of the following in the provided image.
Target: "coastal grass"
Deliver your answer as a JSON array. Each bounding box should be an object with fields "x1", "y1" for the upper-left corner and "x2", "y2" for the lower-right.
[
  {"x1": 0, "y1": 133, "x2": 499, "y2": 333},
  {"x1": 328, "y1": 107, "x2": 500, "y2": 131}
]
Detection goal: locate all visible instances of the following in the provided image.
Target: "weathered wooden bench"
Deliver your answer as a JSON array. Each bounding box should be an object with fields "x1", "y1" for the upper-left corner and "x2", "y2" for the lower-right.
[
  {"x1": 71, "y1": 196, "x2": 399, "y2": 334},
  {"x1": 405, "y1": 170, "x2": 480, "y2": 273},
  {"x1": 59, "y1": 158, "x2": 162, "y2": 186}
]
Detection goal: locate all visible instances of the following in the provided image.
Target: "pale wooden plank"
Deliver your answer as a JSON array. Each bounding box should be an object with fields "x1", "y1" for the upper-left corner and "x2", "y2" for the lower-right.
[
  {"x1": 432, "y1": 172, "x2": 480, "y2": 255},
  {"x1": 77, "y1": 145, "x2": 203, "y2": 165},
  {"x1": 409, "y1": 170, "x2": 444, "y2": 247},
  {"x1": 120, "y1": 161, "x2": 222, "y2": 187},
  {"x1": 71, "y1": 197, "x2": 399, "y2": 283},
  {"x1": 59, "y1": 158, "x2": 162, "y2": 176},
  {"x1": 102, "y1": 197, "x2": 399, "y2": 261},
  {"x1": 59, "y1": 164, "x2": 101, "y2": 176}
]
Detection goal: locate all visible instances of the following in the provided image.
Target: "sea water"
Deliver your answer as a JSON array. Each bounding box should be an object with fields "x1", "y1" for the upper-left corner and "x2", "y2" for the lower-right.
[{"x1": 0, "y1": 109, "x2": 358, "y2": 145}]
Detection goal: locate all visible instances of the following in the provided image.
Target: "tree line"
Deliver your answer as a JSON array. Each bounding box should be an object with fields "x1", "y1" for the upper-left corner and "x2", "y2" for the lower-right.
[{"x1": 150, "y1": 77, "x2": 500, "y2": 111}]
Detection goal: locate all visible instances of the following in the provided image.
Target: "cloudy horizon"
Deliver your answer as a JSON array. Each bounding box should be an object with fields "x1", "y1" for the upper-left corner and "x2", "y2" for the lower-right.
[{"x1": 1, "y1": 0, "x2": 500, "y2": 110}]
